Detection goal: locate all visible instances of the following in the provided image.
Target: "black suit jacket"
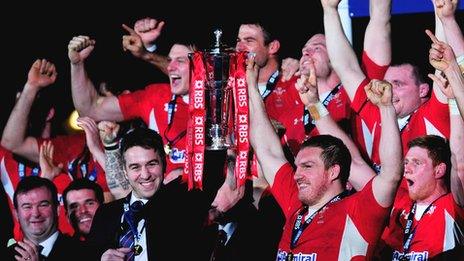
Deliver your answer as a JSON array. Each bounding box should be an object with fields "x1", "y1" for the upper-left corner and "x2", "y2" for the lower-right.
[
  {"x1": 201, "y1": 200, "x2": 260, "y2": 261},
  {"x1": 88, "y1": 151, "x2": 226, "y2": 260},
  {"x1": 7, "y1": 233, "x2": 85, "y2": 261},
  {"x1": 0, "y1": 184, "x2": 13, "y2": 251},
  {"x1": 201, "y1": 187, "x2": 285, "y2": 261},
  {"x1": 88, "y1": 180, "x2": 214, "y2": 260}
]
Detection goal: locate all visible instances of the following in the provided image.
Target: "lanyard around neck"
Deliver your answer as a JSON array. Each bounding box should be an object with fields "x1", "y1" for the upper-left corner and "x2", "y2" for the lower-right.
[
  {"x1": 290, "y1": 190, "x2": 349, "y2": 249},
  {"x1": 402, "y1": 194, "x2": 445, "y2": 253},
  {"x1": 261, "y1": 70, "x2": 280, "y2": 99},
  {"x1": 163, "y1": 95, "x2": 186, "y2": 153}
]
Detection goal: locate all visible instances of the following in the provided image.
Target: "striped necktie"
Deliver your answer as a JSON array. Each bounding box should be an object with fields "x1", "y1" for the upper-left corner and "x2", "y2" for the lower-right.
[{"x1": 119, "y1": 201, "x2": 144, "y2": 261}]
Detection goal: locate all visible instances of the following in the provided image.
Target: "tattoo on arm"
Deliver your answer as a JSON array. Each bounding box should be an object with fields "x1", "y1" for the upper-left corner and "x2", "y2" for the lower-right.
[{"x1": 105, "y1": 149, "x2": 130, "y2": 191}]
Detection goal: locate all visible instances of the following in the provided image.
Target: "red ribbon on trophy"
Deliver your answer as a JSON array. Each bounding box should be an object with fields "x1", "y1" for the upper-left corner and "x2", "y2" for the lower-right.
[
  {"x1": 185, "y1": 52, "x2": 206, "y2": 189},
  {"x1": 185, "y1": 50, "x2": 250, "y2": 190},
  {"x1": 231, "y1": 52, "x2": 250, "y2": 186}
]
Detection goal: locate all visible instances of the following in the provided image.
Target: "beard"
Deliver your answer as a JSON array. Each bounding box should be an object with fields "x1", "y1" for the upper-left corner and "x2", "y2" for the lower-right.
[{"x1": 299, "y1": 182, "x2": 329, "y2": 207}]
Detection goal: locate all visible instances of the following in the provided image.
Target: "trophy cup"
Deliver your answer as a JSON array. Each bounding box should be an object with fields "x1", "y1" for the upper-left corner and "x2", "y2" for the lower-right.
[
  {"x1": 199, "y1": 29, "x2": 234, "y2": 150},
  {"x1": 186, "y1": 29, "x2": 249, "y2": 189}
]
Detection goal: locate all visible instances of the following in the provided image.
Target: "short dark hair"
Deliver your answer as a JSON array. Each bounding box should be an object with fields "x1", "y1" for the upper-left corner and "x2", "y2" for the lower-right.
[
  {"x1": 13, "y1": 176, "x2": 58, "y2": 209},
  {"x1": 238, "y1": 20, "x2": 279, "y2": 45},
  {"x1": 300, "y1": 135, "x2": 351, "y2": 187},
  {"x1": 62, "y1": 178, "x2": 104, "y2": 210},
  {"x1": 408, "y1": 135, "x2": 451, "y2": 169},
  {"x1": 116, "y1": 117, "x2": 148, "y2": 141},
  {"x1": 390, "y1": 63, "x2": 426, "y2": 86},
  {"x1": 120, "y1": 127, "x2": 166, "y2": 174}
]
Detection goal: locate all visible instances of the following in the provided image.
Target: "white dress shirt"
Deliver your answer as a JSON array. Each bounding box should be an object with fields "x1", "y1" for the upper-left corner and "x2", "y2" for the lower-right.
[
  {"x1": 218, "y1": 222, "x2": 237, "y2": 245},
  {"x1": 39, "y1": 231, "x2": 59, "y2": 257}
]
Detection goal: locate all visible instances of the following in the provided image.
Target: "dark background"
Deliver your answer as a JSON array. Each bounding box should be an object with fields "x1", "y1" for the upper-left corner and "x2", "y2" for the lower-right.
[{"x1": 1, "y1": 2, "x2": 462, "y2": 136}]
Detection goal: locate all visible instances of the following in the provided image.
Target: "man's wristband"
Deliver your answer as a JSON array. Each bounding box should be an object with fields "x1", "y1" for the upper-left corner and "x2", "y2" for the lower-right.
[
  {"x1": 457, "y1": 54, "x2": 464, "y2": 75},
  {"x1": 307, "y1": 101, "x2": 329, "y2": 121},
  {"x1": 145, "y1": 43, "x2": 157, "y2": 53},
  {"x1": 449, "y1": 98, "x2": 461, "y2": 116},
  {"x1": 104, "y1": 142, "x2": 119, "y2": 151}
]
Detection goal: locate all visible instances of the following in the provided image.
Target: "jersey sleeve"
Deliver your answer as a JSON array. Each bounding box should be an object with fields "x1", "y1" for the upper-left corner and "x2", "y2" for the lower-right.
[
  {"x1": 350, "y1": 77, "x2": 372, "y2": 114},
  {"x1": 348, "y1": 179, "x2": 390, "y2": 241},
  {"x1": 361, "y1": 51, "x2": 389, "y2": 81},
  {"x1": 271, "y1": 162, "x2": 300, "y2": 219},
  {"x1": 45, "y1": 134, "x2": 85, "y2": 165},
  {"x1": 118, "y1": 84, "x2": 165, "y2": 121}
]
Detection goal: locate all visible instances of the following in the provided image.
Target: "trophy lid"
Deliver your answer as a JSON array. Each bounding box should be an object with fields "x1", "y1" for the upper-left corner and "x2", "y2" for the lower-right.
[{"x1": 209, "y1": 29, "x2": 234, "y2": 55}]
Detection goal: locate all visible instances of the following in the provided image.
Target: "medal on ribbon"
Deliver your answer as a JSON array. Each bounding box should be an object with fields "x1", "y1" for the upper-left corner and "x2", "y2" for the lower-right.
[{"x1": 134, "y1": 244, "x2": 143, "y2": 256}]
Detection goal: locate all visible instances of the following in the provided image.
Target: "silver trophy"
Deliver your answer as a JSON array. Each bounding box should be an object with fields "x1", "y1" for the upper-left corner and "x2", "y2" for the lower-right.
[{"x1": 193, "y1": 29, "x2": 235, "y2": 150}]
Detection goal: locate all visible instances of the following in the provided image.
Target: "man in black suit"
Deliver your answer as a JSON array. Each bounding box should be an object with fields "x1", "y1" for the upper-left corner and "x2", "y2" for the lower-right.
[
  {"x1": 1, "y1": 184, "x2": 14, "y2": 252},
  {"x1": 8, "y1": 176, "x2": 84, "y2": 261},
  {"x1": 204, "y1": 182, "x2": 259, "y2": 261},
  {"x1": 88, "y1": 126, "x2": 224, "y2": 260}
]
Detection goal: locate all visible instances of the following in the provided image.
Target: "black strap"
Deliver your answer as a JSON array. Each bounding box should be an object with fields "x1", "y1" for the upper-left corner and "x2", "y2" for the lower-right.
[
  {"x1": 67, "y1": 145, "x2": 98, "y2": 182},
  {"x1": 166, "y1": 94, "x2": 177, "y2": 126},
  {"x1": 261, "y1": 70, "x2": 280, "y2": 100},
  {"x1": 163, "y1": 95, "x2": 187, "y2": 151}
]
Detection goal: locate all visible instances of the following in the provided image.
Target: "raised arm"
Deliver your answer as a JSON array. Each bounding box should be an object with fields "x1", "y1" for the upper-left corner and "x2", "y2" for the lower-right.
[
  {"x1": 427, "y1": 29, "x2": 464, "y2": 206},
  {"x1": 444, "y1": 60, "x2": 464, "y2": 117},
  {"x1": 364, "y1": 0, "x2": 391, "y2": 67},
  {"x1": 76, "y1": 117, "x2": 105, "y2": 171},
  {"x1": 296, "y1": 59, "x2": 375, "y2": 191},
  {"x1": 432, "y1": 0, "x2": 463, "y2": 103},
  {"x1": 134, "y1": 18, "x2": 165, "y2": 51},
  {"x1": 38, "y1": 141, "x2": 63, "y2": 181},
  {"x1": 210, "y1": 152, "x2": 245, "y2": 219},
  {"x1": 366, "y1": 80, "x2": 403, "y2": 207},
  {"x1": 98, "y1": 121, "x2": 131, "y2": 199},
  {"x1": 68, "y1": 36, "x2": 123, "y2": 121},
  {"x1": 321, "y1": 0, "x2": 366, "y2": 100},
  {"x1": 1, "y1": 59, "x2": 57, "y2": 162},
  {"x1": 450, "y1": 95, "x2": 464, "y2": 207},
  {"x1": 247, "y1": 55, "x2": 287, "y2": 186},
  {"x1": 435, "y1": 0, "x2": 464, "y2": 57},
  {"x1": 427, "y1": 30, "x2": 464, "y2": 115},
  {"x1": 122, "y1": 18, "x2": 169, "y2": 75}
]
